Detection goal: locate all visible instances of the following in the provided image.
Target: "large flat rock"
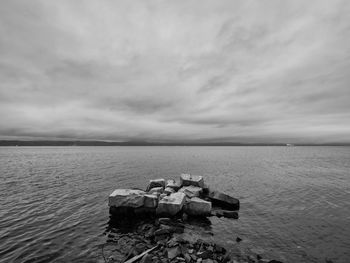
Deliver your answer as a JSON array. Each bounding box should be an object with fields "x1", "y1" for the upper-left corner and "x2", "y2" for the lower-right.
[
  {"x1": 208, "y1": 191, "x2": 240, "y2": 211},
  {"x1": 180, "y1": 174, "x2": 204, "y2": 188},
  {"x1": 109, "y1": 189, "x2": 145, "y2": 208},
  {"x1": 184, "y1": 197, "x2": 212, "y2": 216},
  {"x1": 156, "y1": 192, "x2": 186, "y2": 216}
]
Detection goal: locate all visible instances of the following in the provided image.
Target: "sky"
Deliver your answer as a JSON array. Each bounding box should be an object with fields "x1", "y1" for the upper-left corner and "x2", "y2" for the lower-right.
[{"x1": 0, "y1": 0, "x2": 349, "y2": 143}]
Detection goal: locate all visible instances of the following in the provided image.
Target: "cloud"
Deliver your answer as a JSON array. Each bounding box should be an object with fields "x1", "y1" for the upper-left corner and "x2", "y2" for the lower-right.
[{"x1": 0, "y1": 0, "x2": 349, "y2": 143}]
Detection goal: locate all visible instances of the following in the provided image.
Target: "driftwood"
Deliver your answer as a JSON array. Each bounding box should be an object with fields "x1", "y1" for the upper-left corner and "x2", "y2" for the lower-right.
[{"x1": 123, "y1": 245, "x2": 159, "y2": 263}]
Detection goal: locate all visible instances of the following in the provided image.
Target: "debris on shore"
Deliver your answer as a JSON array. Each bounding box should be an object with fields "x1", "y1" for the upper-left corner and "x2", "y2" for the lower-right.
[{"x1": 104, "y1": 174, "x2": 283, "y2": 263}]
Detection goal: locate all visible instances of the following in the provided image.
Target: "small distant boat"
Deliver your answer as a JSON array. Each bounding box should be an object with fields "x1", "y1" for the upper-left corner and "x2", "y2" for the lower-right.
[{"x1": 286, "y1": 143, "x2": 295, "y2": 147}]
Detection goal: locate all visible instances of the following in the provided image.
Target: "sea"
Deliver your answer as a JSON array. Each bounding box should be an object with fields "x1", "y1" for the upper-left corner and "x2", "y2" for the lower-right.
[{"x1": 0, "y1": 146, "x2": 349, "y2": 263}]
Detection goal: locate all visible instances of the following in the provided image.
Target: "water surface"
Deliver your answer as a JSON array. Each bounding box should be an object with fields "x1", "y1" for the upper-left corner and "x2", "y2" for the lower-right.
[{"x1": 0, "y1": 146, "x2": 349, "y2": 263}]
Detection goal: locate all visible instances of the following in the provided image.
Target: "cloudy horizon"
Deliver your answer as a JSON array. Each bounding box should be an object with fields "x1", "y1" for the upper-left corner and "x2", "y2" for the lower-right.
[{"x1": 0, "y1": 0, "x2": 350, "y2": 144}]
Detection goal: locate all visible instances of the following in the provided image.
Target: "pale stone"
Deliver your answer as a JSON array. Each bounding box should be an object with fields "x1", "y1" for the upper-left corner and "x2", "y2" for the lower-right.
[
  {"x1": 156, "y1": 192, "x2": 186, "y2": 216},
  {"x1": 179, "y1": 185, "x2": 202, "y2": 198},
  {"x1": 146, "y1": 178, "x2": 165, "y2": 191},
  {"x1": 208, "y1": 191, "x2": 240, "y2": 210},
  {"x1": 166, "y1": 179, "x2": 181, "y2": 191},
  {"x1": 159, "y1": 193, "x2": 167, "y2": 200},
  {"x1": 184, "y1": 197, "x2": 212, "y2": 216},
  {"x1": 144, "y1": 194, "x2": 158, "y2": 208},
  {"x1": 180, "y1": 174, "x2": 204, "y2": 188},
  {"x1": 148, "y1": 187, "x2": 163, "y2": 195},
  {"x1": 164, "y1": 187, "x2": 175, "y2": 195},
  {"x1": 108, "y1": 189, "x2": 145, "y2": 208}
]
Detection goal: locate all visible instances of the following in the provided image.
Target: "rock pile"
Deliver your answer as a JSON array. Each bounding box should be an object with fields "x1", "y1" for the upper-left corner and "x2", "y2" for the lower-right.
[
  {"x1": 104, "y1": 216, "x2": 283, "y2": 263},
  {"x1": 108, "y1": 174, "x2": 240, "y2": 219}
]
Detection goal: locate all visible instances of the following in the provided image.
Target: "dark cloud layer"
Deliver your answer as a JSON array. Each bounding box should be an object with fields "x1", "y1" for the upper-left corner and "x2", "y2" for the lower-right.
[{"x1": 0, "y1": 0, "x2": 349, "y2": 143}]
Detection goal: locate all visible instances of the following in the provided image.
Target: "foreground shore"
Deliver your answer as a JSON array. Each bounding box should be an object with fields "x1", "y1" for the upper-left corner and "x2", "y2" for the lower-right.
[{"x1": 102, "y1": 215, "x2": 283, "y2": 263}]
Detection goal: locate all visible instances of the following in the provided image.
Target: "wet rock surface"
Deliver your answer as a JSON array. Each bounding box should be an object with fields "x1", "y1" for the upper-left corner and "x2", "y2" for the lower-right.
[{"x1": 103, "y1": 215, "x2": 283, "y2": 263}]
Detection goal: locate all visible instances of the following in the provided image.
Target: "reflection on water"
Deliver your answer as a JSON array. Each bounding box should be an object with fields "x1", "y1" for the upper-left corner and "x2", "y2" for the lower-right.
[{"x1": 0, "y1": 146, "x2": 349, "y2": 263}]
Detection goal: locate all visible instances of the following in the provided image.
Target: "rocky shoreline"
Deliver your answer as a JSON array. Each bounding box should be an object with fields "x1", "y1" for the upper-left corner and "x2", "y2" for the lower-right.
[{"x1": 104, "y1": 174, "x2": 283, "y2": 263}]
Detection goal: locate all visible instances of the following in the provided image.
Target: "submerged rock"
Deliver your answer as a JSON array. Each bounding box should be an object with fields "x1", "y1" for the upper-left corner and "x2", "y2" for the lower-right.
[
  {"x1": 184, "y1": 197, "x2": 212, "y2": 216},
  {"x1": 208, "y1": 191, "x2": 240, "y2": 211},
  {"x1": 109, "y1": 189, "x2": 145, "y2": 208},
  {"x1": 157, "y1": 192, "x2": 186, "y2": 216},
  {"x1": 180, "y1": 174, "x2": 205, "y2": 188}
]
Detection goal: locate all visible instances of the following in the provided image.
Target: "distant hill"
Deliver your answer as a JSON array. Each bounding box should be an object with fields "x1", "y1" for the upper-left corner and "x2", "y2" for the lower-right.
[{"x1": 0, "y1": 140, "x2": 349, "y2": 146}]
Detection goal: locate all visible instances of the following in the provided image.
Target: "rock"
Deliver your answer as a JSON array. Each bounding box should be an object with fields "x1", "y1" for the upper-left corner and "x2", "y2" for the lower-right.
[
  {"x1": 180, "y1": 174, "x2": 205, "y2": 188},
  {"x1": 160, "y1": 224, "x2": 184, "y2": 234},
  {"x1": 109, "y1": 206, "x2": 134, "y2": 215},
  {"x1": 159, "y1": 193, "x2": 167, "y2": 200},
  {"x1": 214, "y1": 244, "x2": 226, "y2": 254},
  {"x1": 157, "y1": 192, "x2": 186, "y2": 216},
  {"x1": 144, "y1": 194, "x2": 159, "y2": 208},
  {"x1": 184, "y1": 253, "x2": 191, "y2": 263},
  {"x1": 202, "y1": 184, "x2": 210, "y2": 195},
  {"x1": 222, "y1": 254, "x2": 231, "y2": 263},
  {"x1": 158, "y1": 217, "x2": 172, "y2": 225},
  {"x1": 155, "y1": 229, "x2": 171, "y2": 236},
  {"x1": 208, "y1": 191, "x2": 240, "y2": 210},
  {"x1": 167, "y1": 246, "x2": 182, "y2": 259},
  {"x1": 148, "y1": 187, "x2": 163, "y2": 195},
  {"x1": 212, "y1": 210, "x2": 224, "y2": 218},
  {"x1": 155, "y1": 234, "x2": 168, "y2": 242},
  {"x1": 164, "y1": 187, "x2": 175, "y2": 195},
  {"x1": 140, "y1": 254, "x2": 153, "y2": 263},
  {"x1": 145, "y1": 226, "x2": 156, "y2": 238},
  {"x1": 108, "y1": 189, "x2": 145, "y2": 208},
  {"x1": 191, "y1": 254, "x2": 197, "y2": 261},
  {"x1": 135, "y1": 243, "x2": 147, "y2": 254},
  {"x1": 166, "y1": 179, "x2": 181, "y2": 191},
  {"x1": 146, "y1": 179, "x2": 166, "y2": 191},
  {"x1": 184, "y1": 197, "x2": 212, "y2": 216},
  {"x1": 179, "y1": 186, "x2": 203, "y2": 198},
  {"x1": 134, "y1": 207, "x2": 156, "y2": 215},
  {"x1": 223, "y1": 210, "x2": 239, "y2": 219},
  {"x1": 197, "y1": 251, "x2": 212, "y2": 259}
]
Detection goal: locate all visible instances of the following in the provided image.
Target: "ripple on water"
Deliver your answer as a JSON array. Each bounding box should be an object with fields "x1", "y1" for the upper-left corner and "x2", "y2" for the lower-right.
[{"x1": 0, "y1": 146, "x2": 349, "y2": 263}]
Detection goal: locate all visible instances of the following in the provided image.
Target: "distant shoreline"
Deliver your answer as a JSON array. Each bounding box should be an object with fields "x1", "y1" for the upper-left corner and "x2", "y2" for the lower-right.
[{"x1": 0, "y1": 140, "x2": 349, "y2": 147}]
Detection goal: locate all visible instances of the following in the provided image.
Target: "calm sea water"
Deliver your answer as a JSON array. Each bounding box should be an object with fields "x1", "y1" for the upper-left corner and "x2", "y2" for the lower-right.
[{"x1": 0, "y1": 146, "x2": 349, "y2": 263}]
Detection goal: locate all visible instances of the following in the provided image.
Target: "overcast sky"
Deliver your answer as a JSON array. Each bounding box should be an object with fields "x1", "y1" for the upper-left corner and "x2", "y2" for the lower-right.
[{"x1": 0, "y1": 0, "x2": 349, "y2": 143}]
